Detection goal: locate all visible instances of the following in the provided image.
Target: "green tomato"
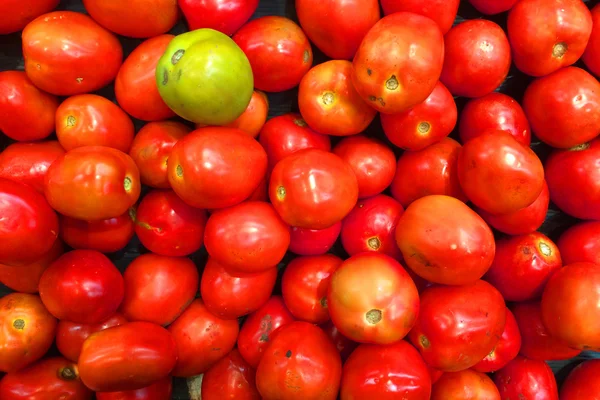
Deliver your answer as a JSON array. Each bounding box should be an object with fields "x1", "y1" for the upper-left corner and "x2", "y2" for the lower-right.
[{"x1": 156, "y1": 29, "x2": 254, "y2": 125}]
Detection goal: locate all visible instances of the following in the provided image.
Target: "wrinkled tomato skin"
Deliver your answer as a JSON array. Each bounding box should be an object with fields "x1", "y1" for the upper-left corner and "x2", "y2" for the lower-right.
[
  {"x1": 583, "y1": 4, "x2": 600, "y2": 77},
  {"x1": 340, "y1": 340, "x2": 431, "y2": 400},
  {"x1": 120, "y1": 254, "x2": 199, "y2": 326},
  {"x1": 493, "y1": 356, "x2": 559, "y2": 400},
  {"x1": 395, "y1": 195, "x2": 495, "y2": 285},
  {"x1": 0, "y1": 293, "x2": 57, "y2": 373},
  {"x1": 223, "y1": 90, "x2": 269, "y2": 138},
  {"x1": 201, "y1": 349, "x2": 261, "y2": 400},
  {"x1": 22, "y1": 11, "x2": 122, "y2": 96},
  {"x1": 0, "y1": 71, "x2": 59, "y2": 141},
  {"x1": 0, "y1": 0, "x2": 59, "y2": 34},
  {"x1": 96, "y1": 377, "x2": 172, "y2": 400},
  {"x1": 380, "y1": 0, "x2": 459, "y2": 34},
  {"x1": 408, "y1": 280, "x2": 506, "y2": 372},
  {"x1": 431, "y1": 369, "x2": 500, "y2": 400},
  {"x1": 60, "y1": 212, "x2": 134, "y2": 254},
  {"x1": 468, "y1": 0, "x2": 518, "y2": 15},
  {"x1": 319, "y1": 320, "x2": 359, "y2": 362},
  {"x1": 472, "y1": 308, "x2": 521, "y2": 373},
  {"x1": 560, "y1": 359, "x2": 600, "y2": 399},
  {"x1": 288, "y1": 222, "x2": 341, "y2": 256},
  {"x1": 179, "y1": 0, "x2": 258, "y2": 36},
  {"x1": 558, "y1": 221, "x2": 600, "y2": 265},
  {"x1": 38, "y1": 250, "x2": 124, "y2": 324}
]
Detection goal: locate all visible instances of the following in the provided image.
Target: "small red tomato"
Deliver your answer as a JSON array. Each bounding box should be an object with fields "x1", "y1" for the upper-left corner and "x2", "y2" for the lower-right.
[
  {"x1": 0, "y1": 71, "x2": 59, "y2": 141},
  {"x1": 179, "y1": 0, "x2": 258, "y2": 35},
  {"x1": 288, "y1": 223, "x2": 341, "y2": 256},
  {"x1": 558, "y1": 221, "x2": 600, "y2": 265},
  {"x1": 493, "y1": 356, "x2": 559, "y2": 400},
  {"x1": 0, "y1": 0, "x2": 59, "y2": 34},
  {"x1": 352, "y1": 12, "x2": 444, "y2": 113},
  {"x1": 380, "y1": 81, "x2": 457, "y2": 151},
  {"x1": 319, "y1": 320, "x2": 359, "y2": 362},
  {"x1": 233, "y1": 16, "x2": 312, "y2": 93},
  {"x1": 201, "y1": 349, "x2": 260, "y2": 400},
  {"x1": 281, "y1": 254, "x2": 343, "y2": 324},
  {"x1": 468, "y1": 0, "x2": 518, "y2": 14},
  {"x1": 431, "y1": 369, "x2": 500, "y2": 400},
  {"x1": 223, "y1": 90, "x2": 269, "y2": 138},
  {"x1": 508, "y1": 0, "x2": 592, "y2": 77},
  {"x1": 60, "y1": 212, "x2": 134, "y2": 254},
  {"x1": 472, "y1": 308, "x2": 521, "y2": 373},
  {"x1": 560, "y1": 359, "x2": 600, "y2": 399},
  {"x1": 96, "y1": 377, "x2": 172, "y2": 400},
  {"x1": 201, "y1": 257, "x2": 277, "y2": 319},
  {"x1": 380, "y1": 0, "x2": 459, "y2": 34},
  {"x1": 39, "y1": 250, "x2": 124, "y2": 324},
  {"x1": 583, "y1": 4, "x2": 600, "y2": 77}
]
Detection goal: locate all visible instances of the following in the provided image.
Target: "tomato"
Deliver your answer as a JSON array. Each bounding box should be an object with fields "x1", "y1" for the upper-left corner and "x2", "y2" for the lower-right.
[
  {"x1": 472, "y1": 308, "x2": 521, "y2": 373},
  {"x1": 583, "y1": 4, "x2": 600, "y2": 77},
  {"x1": 179, "y1": 0, "x2": 258, "y2": 35},
  {"x1": 168, "y1": 127, "x2": 267, "y2": 209},
  {"x1": 558, "y1": 221, "x2": 600, "y2": 265},
  {"x1": 560, "y1": 359, "x2": 600, "y2": 399},
  {"x1": 493, "y1": 356, "x2": 559, "y2": 400},
  {"x1": 545, "y1": 138, "x2": 600, "y2": 220},
  {"x1": 508, "y1": 0, "x2": 592, "y2": 77},
  {"x1": 319, "y1": 320, "x2": 359, "y2": 362},
  {"x1": 201, "y1": 257, "x2": 277, "y2": 319},
  {"x1": 352, "y1": 12, "x2": 444, "y2": 114},
  {"x1": 121, "y1": 254, "x2": 199, "y2": 325},
  {"x1": 459, "y1": 93, "x2": 531, "y2": 147},
  {"x1": 96, "y1": 377, "x2": 172, "y2": 400},
  {"x1": 60, "y1": 212, "x2": 134, "y2": 254},
  {"x1": 168, "y1": 299, "x2": 239, "y2": 377},
  {"x1": 0, "y1": 71, "x2": 58, "y2": 141},
  {"x1": 408, "y1": 280, "x2": 506, "y2": 372},
  {"x1": 327, "y1": 253, "x2": 419, "y2": 344},
  {"x1": 541, "y1": 262, "x2": 600, "y2": 350},
  {"x1": 288, "y1": 223, "x2": 341, "y2": 256},
  {"x1": 511, "y1": 301, "x2": 581, "y2": 361},
  {"x1": 0, "y1": 0, "x2": 59, "y2": 34},
  {"x1": 223, "y1": 90, "x2": 269, "y2": 138},
  {"x1": 245, "y1": 173, "x2": 268, "y2": 202},
  {"x1": 256, "y1": 321, "x2": 342, "y2": 400},
  {"x1": 395, "y1": 195, "x2": 495, "y2": 285},
  {"x1": 238, "y1": 296, "x2": 295, "y2": 368},
  {"x1": 269, "y1": 149, "x2": 358, "y2": 229},
  {"x1": 45, "y1": 146, "x2": 141, "y2": 221},
  {"x1": 22, "y1": 11, "x2": 122, "y2": 96},
  {"x1": 379, "y1": 0, "x2": 458, "y2": 34},
  {"x1": 432, "y1": 369, "x2": 500, "y2": 400},
  {"x1": 0, "y1": 293, "x2": 56, "y2": 373},
  {"x1": 0, "y1": 178, "x2": 58, "y2": 265},
  {"x1": 38, "y1": 250, "x2": 124, "y2": 324},
  {"x1": 468, "y1": 0, "x2": 518, "y2": 14},
  {"x1": 340, "y1": 340, "x2": 431, "y2": 400},
  {"x1": 332, "y1": 135, "x2": 396, "y2": 198},
  {"x1": 201, "y1": 349, "x2": 260, "y2": 400}
]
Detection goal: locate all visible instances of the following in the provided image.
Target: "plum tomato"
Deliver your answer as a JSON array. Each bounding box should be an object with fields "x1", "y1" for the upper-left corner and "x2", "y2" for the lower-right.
[
  {"x1": 179, "y1": 0, "x2": 258, "y2": 36},
  {"x1": 468, "y1": 0, "x2": 519, "y2": 15},
  {"x1": 201, "y1": 349, "x2": 260, "y2": 400},
  {"x1": 59, "y1": 212, "x2": 135, "y2": 254},
  {"x1": 223, "y1": 90, "x2": 269, "y2": 138},
  {"x1": 431, "y1": 369, "x2": 500, "y2": 400},
  {"x1": 560, "y1": 359, "x2": 600, "y2": 399},
  {"x1": 493, "y1": 356, "x2": 559, "y2": 400},
  {"x1": 319, "y1": 320, "x2": 359, "y2": 362},
  {"x1": 558, "y1": 221, "x2": 600, "y2": 265},
  {"x1": 380, "y1": 0, "x2": 459, "y2": 34},
  {"x1": 583, "y1": 4, "x2": 600, "y2": 76},
  {"x1": 96, "y1": 377, "x2": 172, "y2": 400},
  {"x1": 0, "y1": 0, "x2": 59, "y2": 34},
  {"x1": 288, "y1": 223, "x2": 341, "y2": 256},
  {"x1": 472, "y1": 308, "x2": 521, "y2": 373}
]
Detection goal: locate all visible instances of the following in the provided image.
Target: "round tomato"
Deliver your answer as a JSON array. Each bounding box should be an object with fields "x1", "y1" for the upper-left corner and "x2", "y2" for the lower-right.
[
  {"x1": 493, "y1": 356, "x2": 559, "y2": 400},
  {"x1": 472, "y1": 308, "x2": 521, "y2": 373},
  {"x1": 432, "y1": 369, "x2": 500, "y2": 400},
  {"x1": 560, "y1": 359, "x2": 600, "y2": 399},
  {"x1": 319, "y1": 320, "x2": 359, "y2": 362},
  {"x1": 558, "y1": 221, "x2": 600, "y2": 265},
  {"x1": 380, "y1": 0, "x2": 458, "y2": 34},
  {"x1": 179, "y1": 0, "x2": 258, "y2": 35},
  {"x1": 60, "y1": 212, "x2": 134, "y2": 254},
  {"x1": 583, "y1": 4, "x2": 600, "y2": 77},
  {"x1": 0, "y1": 0, "x2": 59, "y2": 34},
  {"x1": 96, "y1": 377, "x2": 172, "y2": 400},
  {"x1": 201, "y1": 349, "x2": 260, "y2": 400},
  {"x1": 223, "y1": 90, "x2": 269, "y2": 138},
  {"x1": 468, "y1": 0, "x2": 518, "y2": 14},
  {"x1": 288, "y1": 223, "x2": 341, "y2": 256}
]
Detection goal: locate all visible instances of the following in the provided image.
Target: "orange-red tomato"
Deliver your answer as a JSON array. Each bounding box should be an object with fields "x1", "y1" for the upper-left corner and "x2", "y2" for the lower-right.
[
  {"x1": 472, "y1": 308, "x2": 522, "y2": 373},
  {"x1": 0, "y1": 0, "x2": 59, "y2": 34},
  {"x1": 431, "y1": 369, "x2": 500, "y2": 400},
  {"x1": 558, "y1": 221, "x2": 600, "y2": 265},
  {"x1": 201, "y1": 349, "x2": 261, "y2": 400},
  {"x1": 560, "y1": 359, "x2": 600, "y2": 400},
  {"x1": 59, "y1": 212, "x2": 135, "y2": 254},
  {"x1": 380, "y1": 0, "x2": 459, "y2": 34},
  {"x1": 222, "y1": 90, "x2": 269, "y2": 138},
  {"x1": 96, "y1": 377, "x2": 172, "y2": 400},
  {"x1": 583, "y1": 4, "x2": 600, "y2": 77}
]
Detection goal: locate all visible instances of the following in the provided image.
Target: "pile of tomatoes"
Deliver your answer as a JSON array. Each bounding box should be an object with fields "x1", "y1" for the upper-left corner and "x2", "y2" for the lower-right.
[{"x1": 1, "y1": 0, "x2": 600, "y2": 399}]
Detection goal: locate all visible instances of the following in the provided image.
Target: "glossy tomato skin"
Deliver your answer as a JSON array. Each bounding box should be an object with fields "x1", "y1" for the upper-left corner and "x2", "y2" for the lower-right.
[
  {"x1": 223, "y1": 90, "x2": 269, "y2": 138},
  {"x1": 288, "y1": 223, "x2": 341, "y2": 256},
  {"x1": 380, "y1": 0, "x2": 458, "y2": 34},
  {"x1": 472, "y1": 308, "x2": 521, "y2": 373},
  {"x1": 395, "y1": 195, "x2": 495, "y2": 285},
  {"x1": 96, "y1": 377, "x2": 172, "y2": 400},
  {"x1": 560, "y1": 359, "x2": 600, "y2": 399},
  {"x1": 380, "y1": 81, "x2": 457, "y2": 151},
  {"x1": 0, "y1": 293, "x2": 57, "y2": 373},
  {"x1": 22, "y1": 11, "x2": 122, "y2": 96},
  {"x1": 0, "y1": 71, "x2": 58, "y2": 141},
  {"x1": 0, "y1": 0, "x2": 59, "y2": 34},
  {"x1": 431, "y1": 369, "x2": 500, "y2": 400},
  {"x1": 493, "y1": 356, "x2": 559, "y2": 400},
  {"x1": 583, "y1": 4, "x2": 600, "y2": 76},
  {"x1": 319, "y1": 320, "x2": 359, "y2": 362},
  {"x1": 38, "y1": 250, "x2": 124, "y2": 324},
  {"x1": 408, "y1": 280, "x2": 506, "y2": 372},
  {"x1": 233, "y1": 16, "x2": 312, "y2": 93},
  {"x1": 60, "y1": 212, "x2": 134, "y2": 254},
  {"x1": 340, "y1": 340, "x2": 431, "y2": 400},
  {"x1": 201, "y1": 349, "x2": 260, "y2": 400},
  {"x1": 468, "y1": 0, "x2": 518, "y2": 14},
  {"x1": 558, "y1": 221, "x2": 600, "y2": 265},
  {"x1": 179, "y1": 0, "x2": 258, "y2": 35}
]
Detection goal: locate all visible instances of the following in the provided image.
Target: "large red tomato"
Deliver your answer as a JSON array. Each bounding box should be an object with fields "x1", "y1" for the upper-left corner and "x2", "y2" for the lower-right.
[
  {"x1": 0, "y1": 0, "x2": 59, "y2": 34},
  {"x1": 560, "y1": 359, "x2": 600, "y2": 399},
  {"x1": 96, "y1": 377, "x2": 172, "y2": 400},
  {"x1": 431, "y1": 369, "x2": 500, "y2": 400},
  {"x1": 201, "y1": 349, "x2": 260, "y2": 400},
  {"x1": 179, "y1": 0, "x2": 258, "y2": 36},
  {"x1": 59, "y1": 212, "x2": 135, "y2": 254},
  {"x1": 472, "y1": 308, "x2": 521, "y2": 373},
  {"x1": 558, "y1": 221, "x2": 600, "y2": 265},
  {"x1": 379, "y1": 0, "x2": 459, "y2": 34},
  {"x1": 583, "y1": 4, "x2": 600, "y2": 76},
  {"x1": 468, "y1": 0, "x2": 518, "y2": 14},
  {"x1": 493, "y1": 356, "x2": 559, "y2": 400},
  {"x1": 288, "y1": 223, "x2": 341, "y2": 256}
]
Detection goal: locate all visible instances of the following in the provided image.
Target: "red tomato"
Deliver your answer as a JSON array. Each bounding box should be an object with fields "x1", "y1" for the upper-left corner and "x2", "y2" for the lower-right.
[
  {"x1": 179, "y1": 0, "x2": 258, "y2": 36},
  {"x1": 468, "y1": 0, "x2": 518, "y2": 14},
  {"x1": 352, "y1": 12, "x2": 444, "y2": 113},
  {"x1": 0, "y1": 0, "x2": 59, "y2": 34},
  {"x1": 560, "y1": 359, "x2": 600, "y2": 399},
  {"x1": 60, "y1": 212, "x2": 134, "y2": 254},
  {"x1": 256, "y1": 321, "x2": 342, "y2": 400},
  {"x1": 332, "y1": 135, "x2": 396, "y2": 198},
  {"x1": 379, "y1": 0, "x2": 458, "y2": 34},
  {"x1": 269, "y1": 149, "x2": 359, "y2": 229},
  {"x1": 223, "y1": 90, "x2": 269, "y2": 138},
  {"x1": 0, "y1": 293, "x2": 57, "y2": 373},
  {"x1": 201, "y1": 349, "x2": 260, "y2": 400},
  {"x1": 508, "y1": 0, "x2": 592, "y2": 77},
  {"x1": 288, "y1": 223, "x2": 341, "y2": 256},
  {"x1": 0, "y1": 71, "x2": 58, "y2": 141},
  {"x1": 340, "y1": 340, "x2": 431, "y2": 400},
  {"x1": 237, "y1": 296, "x2": 295, "y2": 368},
  {"x1": 395, "y1": 195, "x2": 495, "y2": 285},
  {"x1": 168, "y1": 299, "x2": 239, "y2": 377},
  {"x1": 96, "y1": 377, "x2": 172, "y2": 400},
  {"x1": 511, "y1": 301, "x2": 581, "y2": 361},
  {"x1": 0, "y1": 178, "x2": 58, "y2": 265},
  {"x1": 245, "y1": 173, "x2": 268, "y2": 202},
  {"x1": 408, "y1": 280, "x2": 506, "y2": 372},
  {"x1": 472, "y1": 308, "x2": 521, "y2": 373},
  {"x1": 380, "y1": 81, "x2": 457, "y2": 151},
  {"x1": 459, "y1": 93, "x2": 531, "y2": 147},
  {"x1": 233, "y1": 16, "x2": 313, "y2": 93},
  {"x1": 327, "y1": 253, "x2": 419, "y2": 344},
  {"x1": 120, "y1": 254, "x2": 199, "y2": 326},
  {"x1": 22, "y1": 11, "x2": 122, "y2": 96},
  {"x1": 558, "y1": 221, "x2": 600, "y2": 265},
  {"x1": 319, "y1": 320, "x2": 359, "y2": 362},
  {"x1": 201, "y1": 257, "x2": 277, "y2": 319},
  {"x1": 583, "y1": 4, "x2": 600, "y2": 76},
  {"x1": 38, "y1": 250, "x2": 124, "y2": 324},
  {"x1": 431, "y1": 369, "x2": 500, "y2": 400},
  {"x1": 493, "y1": 356, "x2": 559, "y2": 400},
  {"x1": 45, "y1": 146, "x2": 141, "y2": 221}
]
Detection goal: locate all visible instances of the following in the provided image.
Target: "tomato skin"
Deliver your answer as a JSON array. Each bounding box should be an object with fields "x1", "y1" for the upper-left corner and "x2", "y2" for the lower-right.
[
  {"x1": 256, "y1": 321, "x2": 342, "y2": 400},
  {"x1": 96, "y1": 377, "x2": 172, "y2": 400},
  {"x1": 45, "y1": 146, "x2": 141, "y2": 221},
  {"x1": 289, "y1": 223, "x2": 341, "y2": 256},
  {"x1": 472, "y1": 308, "x2": 521, "y2": 373},
  {"x1": 583, "y1": 4, "x2": 600, "y2": 77},
  {"x1": 319, "y1": 320, "x2": 359, "y2": 362},
  {"x1": 0, "y1": 0, "x2": 59, "y2": 34},
  {"x1": 431, "y1": 369, "x2": 500, "y2": 400},
  {"x1": 468, "y1": 0, "x2": 518, "y2": 14},
  {"x1": 493, "y1": 356, "x2": 559, "y2": 400},
  {"x1": 60, "y1": 212, "x2": 134, "y2": 254},
  {"x1": 179, "y1": 0, "x2": 258, "y2": 36},
  {"x1": 408, "y1": 280, "x2": 506, "y2": 372},
  {"x1": 0, "y1": 71, "x2": 59, "y2": 141},
  {"x1": 223, "y1": 90, "x2": 269, "y2": 138},
  {"x1": 380, "y1": 0, "x2": 458, "y2": 34},
  {"x1": 201, "y1": 349, "x2": 260, "y2": 400},
  {"x1": 558, "y1": 221, "x2": 600, "y2": 265},
  {"x1": 560, "y1": 359, "x2": 600, "y2": 399},
  {"x1": 233, "y1": 16, "x2": 313, "y2": 93},
  {"x1": 352, "y1": 12, "x2": 445, "y2": 114},
  {"x1": 395, "y1": 195, "x2": 495, "y2": 285},
  {"x1": 22, "y1": 11, "x2": 122, "y2": 96}
]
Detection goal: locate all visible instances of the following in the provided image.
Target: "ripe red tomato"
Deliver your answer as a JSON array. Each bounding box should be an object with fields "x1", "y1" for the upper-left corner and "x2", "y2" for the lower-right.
[
  {"x1": 328, "y1": 253, "x2": 419, "y2": 344},
  {"x1": 96, "y1": 377, "x2": 172, "y2": 400},
  {"x1": 558, "y1": 221, "x2": 600, "y2": 265},
  {"x1": 560, "y1": 359, "x2": 600, "y2": 399},
  {"x1": 0, "y1": 293, "x2": 57, "y2": 373},
  {"x1": 408, "y1": 280, "x2": 506, "y2": 372},
  {"x1": 379, "y1": 0, "x2": 459, "y2": 34},
  {"x1": 472, "y1": 308, "x2": 521, "y2": 373},
  {"x1": 121, "y1": 254, "x2": 199, "y2": 326},
  {"x1": 179, "y1": 0, "x2": 258, "y2": 36},
  {"x1": 288, "y1": 223, "x2": 341, "y2": 256},
  {"x1": 233, "y1": 16, "x2": 312, "y2": 93},
  {"x1": 395, "y1": 195, "x2": 495, "y2": 285},
  {"x1": 256, "y1": 321, "x2": 342, "y2": 400},
  {"x1": 431, "y1": 369, "x2": 500, "y2": 400},
  {"x1": 508, "y1": 0, "x2": 592, "y2": 77},
  {"x1": 0, "y1": 0, "x2": 59, "y2": 34},
  {"x1": 168, "y1": 299, "x2": 239, "y2": 377},
  {"x1": 201, "y1": 349, "x2": 260, "y2": 400},
  {"x1": 493, "y1": 356, "x2": 559, "y2": 400},
  {"x1": 380, "y1": 81, "x2": 457, "y2": 151},
  {"x1": 583, "y1": 4, "x2": 600, "y2": 76},
  {"x1": 223, "y1": 90, "x2": 269, "y2": 138},
  {"x1": 22, "y1": 11, "x2": 122, "y2": 96},
  {"x1": 352, "y1": 12, "x2": 444, "y2": 113},
  {"x1": 319, "y1": 320, "x2": 359, "y2": 362},
  {"x1": 39, "y1": 250, "x2": 124, "y2": 324},
  {"x1": 468, "y1": 0, "x2": 518, "y2": 14},
  {"x1": 60, "y1": 212, "x2": 134, "y2": 254},
  {"x1": 340, "y1": 340, "x2": 431, "y2": 400},
  {"x1": 0, "y1": 71, "x2": 58, "y2": 141},
  {"x1": 168, "y1": 127, "x2": 267, "y2": 209}
]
